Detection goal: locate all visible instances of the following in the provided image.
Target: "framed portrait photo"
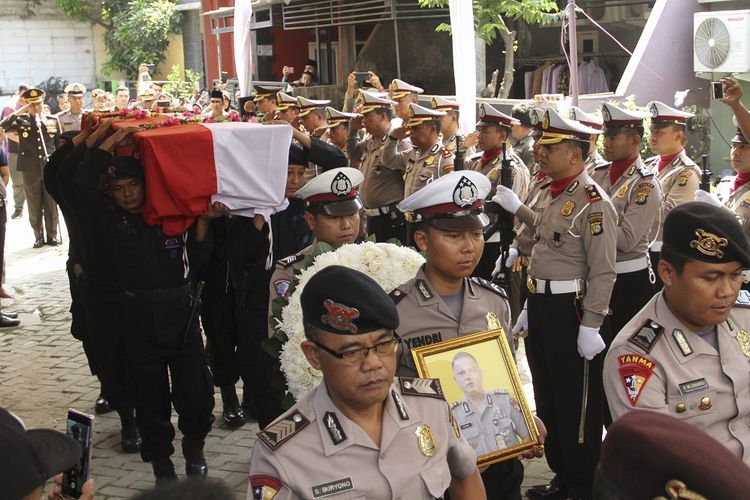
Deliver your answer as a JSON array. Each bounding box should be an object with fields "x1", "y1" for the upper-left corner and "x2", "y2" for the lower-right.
[{"x1": 411, "y1": 329, "x2": 539, "y2": 467}]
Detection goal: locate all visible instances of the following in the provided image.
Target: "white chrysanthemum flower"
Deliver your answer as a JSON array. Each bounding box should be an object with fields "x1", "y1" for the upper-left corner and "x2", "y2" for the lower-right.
[{"x1": 279, "y1": 242, "x2": 425, "y2": 400}]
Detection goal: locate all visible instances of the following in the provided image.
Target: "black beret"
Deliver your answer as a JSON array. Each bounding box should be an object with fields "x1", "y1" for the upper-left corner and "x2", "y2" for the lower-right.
[
  {"x1": 301, "y1": 265, "x2": 399, "y2": 335},
  {"x1": 109, "y1": 156, "x2": 144, "y2": 179},
  {"x1": 663, "y1": 201, "x2": 750, "y2": 268},
  {"x1": 289, "y1": 143, "x2": 307, "y2": 166},
  {"x1": 210, "y1": 90, "x2": 223, "y2": 100},
  {"x1": 595, "y1": 411, "x2": 750, "y2": 499}
]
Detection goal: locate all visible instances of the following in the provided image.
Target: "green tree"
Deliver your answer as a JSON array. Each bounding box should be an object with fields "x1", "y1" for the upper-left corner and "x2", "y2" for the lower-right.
[
  {"x1": 418, "y1": 0, "x2": 561, "y2": 98},
  {"x1": 56, "y1": 0, "x2": 182, "y2": 76}
]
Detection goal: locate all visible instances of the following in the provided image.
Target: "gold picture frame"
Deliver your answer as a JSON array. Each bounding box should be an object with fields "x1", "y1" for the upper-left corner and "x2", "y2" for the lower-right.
[{"x1": 411, "y1": 328, "x2": 539, "y2": 466}]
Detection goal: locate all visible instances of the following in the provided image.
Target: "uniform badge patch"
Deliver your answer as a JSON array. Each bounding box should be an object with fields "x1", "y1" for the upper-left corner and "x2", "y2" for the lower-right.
[
  {"x1": 588, "y1": 212, "x2": 604, "y2": 236},
  {"x1": 672, "y1": 329, "x2": 693, "y2": 356},
  {"x1": 311, "y1": 478, "x2": 354, "y2": 499},
  {"x1": 323, "y1": 412, "x2": 347, "y2": 445},
  {"x1": 273, "y1": 279, "x2": 291, "y2": 298},
  {"x1": 321, "y1": 299, "x2": 360, "y2": 334},
  {"x1": 330, "y1": 172, "x2": 352, "y2": 196},
  {"x1": 249, "y1": 475, "x2": 282, "y2": 500},
  {"x1": 628, "y1": 321, "x2": 664, "y2": 353},
  {"x1": 400, "y1": 377, "x2": 444, "y2": 399},
  {"x1": 561, "y1": 200, "x2": 576, "y2": 216},
  {"x1": 257, "y1": 411, "x2": 310, "y2": 450},
  {"x1": 634, "y1": 187, "x2": 650, "y2": 205},
  {"x1": 585, "y1": 185, "x2": 602, "y2": 203},
  {"x1": 677, "y1": 170, "x2": 693, "y2": 186},
  {"x1": 617, "y1": 353, "x2": 657, "y2": 406},
  {"x1": 453, "y1": 176, "x2": 479, "y2": 207},
  {"x1": 616, "y1": 184, "x2": 629, "y2": 198},
  {"x1": 679, "y1": 378, "x2": 709, "y2": 395},
  {"x1": 415, "y1": 424, "x2": 437, "y2": 457}
]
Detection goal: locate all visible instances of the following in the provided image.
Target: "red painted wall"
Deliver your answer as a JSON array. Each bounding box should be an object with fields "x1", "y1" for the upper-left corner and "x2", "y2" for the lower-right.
[
  {"x1": 268, "y1": 25, "x2": 314, "y2": 82},
  {"x1": 201, "y1": 0, "x2": 237, "y2": 82}
]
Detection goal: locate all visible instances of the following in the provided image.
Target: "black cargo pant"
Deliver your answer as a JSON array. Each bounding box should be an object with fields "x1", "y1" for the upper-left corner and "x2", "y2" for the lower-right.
[
  {"x1": 526, "y1": 288, "x2": 606, "y2": 500},
  {"x1": 122, "y1": 289, "x2": 214, "y2": 462}
]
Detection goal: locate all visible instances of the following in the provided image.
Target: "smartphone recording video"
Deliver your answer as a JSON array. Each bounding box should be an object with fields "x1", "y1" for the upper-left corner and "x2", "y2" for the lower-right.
[{"x1": 62, "y1": 409, "x2": 94, "y2": 499}]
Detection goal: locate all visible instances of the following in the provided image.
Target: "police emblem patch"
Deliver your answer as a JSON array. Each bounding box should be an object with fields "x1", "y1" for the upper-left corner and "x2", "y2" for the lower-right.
[
  {"x1": 560, "y1": 200, "x2": 576, "y2": 217},
  {"x1": 250, "y1": 475, "x2": 282, "y2": 500},
  {"x1": 616, "y1": 184, "x2": 629, "y2": 198},
  {"x1": 273, "y1": 279, "x2": 291, "y2": 298},
  {"x1": 321, "y1": 299, "x2": 360, "y2": 334},
  {"x1": 415, "y1": 424, "x2": 437, "y2": 457},
  {"x1": 453, "y1": 176, "x2": 479, "y2": 208},
  {"x1": 588, "y1": 212, "x2": 604, "y2": 236},
  {"x1": 690, "y1": 229, "x2": 728, "y2": 259},
  {"x1": 677, "y1": 170, "x2": 692, "y2": 186},
  {"x1": 330, "y1": 172, "x2": 352, "y2": 197},
  {"x1": 617, "y1": 353, "x2": 657, "y2": 406}
]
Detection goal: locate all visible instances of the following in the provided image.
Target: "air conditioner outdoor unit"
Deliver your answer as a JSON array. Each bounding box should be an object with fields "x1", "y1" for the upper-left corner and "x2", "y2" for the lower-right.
[{"x1": 694, "y1": 10, "x2": 750, "y2": 73}]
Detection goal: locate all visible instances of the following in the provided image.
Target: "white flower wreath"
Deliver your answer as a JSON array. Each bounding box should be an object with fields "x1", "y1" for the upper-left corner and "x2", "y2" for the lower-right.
[{"x1": 277, "y1": 241, "x2": 425, "y2": 400}]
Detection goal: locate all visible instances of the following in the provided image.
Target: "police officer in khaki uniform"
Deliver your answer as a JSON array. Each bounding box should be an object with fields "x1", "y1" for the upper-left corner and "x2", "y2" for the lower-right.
[
  {"x1": 644, "y1": 101, "x2": 699, "y2": 283},
  {"x1": 57, "y1": 83, "x2": 85, "y2": 133},
  {"x1": 297, "y1": 96, "x2": 331, "y2": 140},
  {"x1": 253, "y1": 85, "x2": 279, "y2": 123},
  {"x1": 389, "y1": 79, "x2": 420, "y2": 153},
  {"x1": 248, "y1": 265, "x2": 485, "y2": 500},
  {"x1": 594, "y1": 104, "x2": 662, "y2": 341},
  {"x1": 267, "y1": 167, "x2": 364, "y2": 334},
  {"x1": 432, "y1": 96, "x2": 472, "y2": 158},
  {"x1": 392, "y1": 170, "x2": 544, "y2": 499},
  {"x1": 323, "y1": 107, "x2": 357, "y2": 162},
  {"x1": 569, "y1": 106, "x2": 607, "y2": 175},
  {"x1": 276, "y1": 92, "x2": 301, "y2": 130},
  {"x1": 0, "y1": 88, "x2": 60, "y2": 248},
  {"x1": 492, "y1": 109, "x2": 617, "y2": 499},
  {"x1": 450, "y1": 352, "x2": 530, "y2": 455},
  {"x1": 385, "y1": 103, "x2": 454, "y2": 199},
  {"x1": 603, "y1": 202, "x2": 750, "y2": 466},
  {"x1": 721, "y1": 124, "x2": 750, "y2": 242},
  {"x1": 347, "y1": 90, "x2": 406, "y2": 243}
]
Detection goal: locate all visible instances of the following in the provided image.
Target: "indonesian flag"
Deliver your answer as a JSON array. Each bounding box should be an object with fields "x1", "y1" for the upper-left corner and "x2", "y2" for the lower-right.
[{"x1": 114, "y1": 121, "x2": 292, "y2": 235}]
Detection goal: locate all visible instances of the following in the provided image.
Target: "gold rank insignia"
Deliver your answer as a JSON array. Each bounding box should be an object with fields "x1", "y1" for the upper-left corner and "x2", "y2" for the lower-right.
[
  {"x1": 616, "y1": 184, "x2": 629, "y2": 198},
  {"x1": 561, "y1": 200, "x2": 575, "y2": 217},
  {"x1": 415, "y1": 424, "x2": 436, "y2": 457},
  {"x1": 486, "y1": 312, "x2": 501, "y2": 330},
  {"x1": 690, "y1": 229, "x2": 728, "y2": 259},
  {"x1": 736, "y1": 329, "x2": 750, "y2": 357}
]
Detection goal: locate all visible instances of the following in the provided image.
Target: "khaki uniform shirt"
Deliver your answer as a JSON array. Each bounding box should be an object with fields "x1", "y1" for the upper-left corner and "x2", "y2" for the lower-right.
[
  {"x1": 589, "y1": 158, "x2": 662, "y2": 262},
  {"x1": 248, "y1": 378, "x2": 477, "y2": 500},
  {"x1": 517, "y1": 169, "x2": 617, "y2": 327},
  {"x1": 267, "y1": 242, "x2": 318, "y2": 338},
  {"x1": 392, "y1": 267, "x2": 513, "y2": 377},
  {"x1": 466, "y1": 146, "x2": 529, "y2": 200},
  {"x1": 647, "y1": 150, "x2": 701, "y2": 244},
  {"x1": 724, "y1": 182, "x2": 750, "y2": 244},
  {"x1": 346, "y1": 128, "x2": 404, "y2": 209},
  {"x1": 56, "y1": 109, "x2": 82, "y2": 133},
  {"x1": 385, "y1": 140, "x2": 454, "y2": 199},
  {"x1": 584, "y1": 150, "x2": 607, "y2": 176},
  {"x1": 603, "y1": 291, "x2": 750, "y2": 465},
  {"x1": 512, "y1": 173, "x2": 551, "y2": 258},
  {"x1": 451, "y1": 390, "x2": 530, "y2": 456}
]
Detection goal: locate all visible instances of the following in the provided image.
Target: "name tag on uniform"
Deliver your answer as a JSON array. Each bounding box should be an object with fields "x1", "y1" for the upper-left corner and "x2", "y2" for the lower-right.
[
  {"x1": 679, "y1": 378, "x2": 709, "y2": 395},
  {"x1": 311, "y1": 478, "x2": 354, "y2": 498}
]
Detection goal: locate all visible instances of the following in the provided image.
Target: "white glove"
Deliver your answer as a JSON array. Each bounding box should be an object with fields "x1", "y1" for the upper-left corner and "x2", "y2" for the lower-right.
[
  {"x1": 492, "y1": 248, "x2": 519, "y2": 279},
  {"x1": 491, "y1": 185, "x2": 522, "y2": 214},
  {"x1": 577, "y1": 325, "x2": 606, "y2": 360},
  {"x1": 512, "y1": 301, "x2": 528, "y2": 336},
  {"x1": 694, "y1": 189, "x2": 722, "y2": 207}
]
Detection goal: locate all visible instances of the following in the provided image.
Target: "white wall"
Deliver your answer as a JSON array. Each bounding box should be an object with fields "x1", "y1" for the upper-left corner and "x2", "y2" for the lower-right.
[{"x1": 0, "y1": 0, "x2": 95, "y2": 94}]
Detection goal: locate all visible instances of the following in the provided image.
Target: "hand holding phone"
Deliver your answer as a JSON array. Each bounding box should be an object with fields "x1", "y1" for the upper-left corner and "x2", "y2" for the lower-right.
[
  {"x1": 62, "y1": 409, "x2": 94, "y2": 499},
  {"x1": 711, "y1": 81, "x2": 724, "y2": 100}
]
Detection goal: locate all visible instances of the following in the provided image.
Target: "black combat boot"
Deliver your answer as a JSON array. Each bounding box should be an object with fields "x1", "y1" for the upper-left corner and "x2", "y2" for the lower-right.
[
  {"x1": 118, "y1": 409, "x2": 142, "y2": 454},
  {"x1": 183, "y1": 436, "x2": 208, "y2": 478},
  {"x1": 220, "y1": 385, "x2": 247, "y2": 428},
  {"x1": 151, "y1": 457, "x2": 178, "y2": 486}
]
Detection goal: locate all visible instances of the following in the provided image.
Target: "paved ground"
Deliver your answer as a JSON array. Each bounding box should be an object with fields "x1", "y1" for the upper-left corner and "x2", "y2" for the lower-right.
[{"x1": 0, "y1": 201, "x2": 553, "y2": 499}]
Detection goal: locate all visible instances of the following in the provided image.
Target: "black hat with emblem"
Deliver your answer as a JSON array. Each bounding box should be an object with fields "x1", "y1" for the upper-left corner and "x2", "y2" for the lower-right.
[
  {"x1": 294, "y1": 167, "x2": 364, "y2": 216},
  {"x1": 398, "y1": 170, "x2": 491, "y2": 231},
  {"x1": 301, "y1": 265, "x2": 399, "y2": 335},
  {"x1": 109, "y1": 155, "x2": 144, "y2": 179},
  {"x1": 663, "y1": 201, "x2": 750, "y2": 268}
]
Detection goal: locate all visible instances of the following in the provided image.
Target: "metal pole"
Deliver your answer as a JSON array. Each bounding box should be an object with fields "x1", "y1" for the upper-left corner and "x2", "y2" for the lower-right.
[
  {"x1": 315, "y1": 27, "x2": 321, "y2": 81},
  {"x1": 391, "y1": 2, "x2": 402, "y2": 79},
  {"x1": 567, "y1": 0, "x2": 579, "y2": 107},
  {"x1": 216, "y1": 32, "x2": 223, "y2": 82}
]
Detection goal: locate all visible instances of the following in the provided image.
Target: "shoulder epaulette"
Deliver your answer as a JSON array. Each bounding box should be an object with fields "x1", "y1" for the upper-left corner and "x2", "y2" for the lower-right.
[
  {"x1": 451, "y1": 400, "x2": 461, "y2": 409},
  {"x1": 584, "y1": 184, "x2": 603, "y2": 203},
  {"x1": 593, "y1": 160, "x2": 610, "y2": 170},
  {"x1": 399, "y1": 377, "x2": 445, "y2": 399},
  {"x1": 468, "y1": 152, "x2": 483, "y2": 162},
  {"x1": 736, "y1": 290, "x2": 750, "y2": 308},
  {"x1": 470, "y1": 277, "x2": 508, "y2": 299},
  {"x1": 645, "y1": 155, "x2": 659, "y2": 165},
  {"x1": 389, "y1": 287, "x2": 407, "y2": 305},
  {"x1": 637, "y1": 164, "x2": 653, "y2": 178},
  {"x1": 627, "y1": 320, "x2": 664, "y2": 353},
  {"x1": 491, "y1": 388, "x2": 510, "y2": 395},
  {"x1": 276, "y1": 253, "x2": 304, "y2": 269},
  {"x1": 256, "y1": 410, "x2": 310, "y2": 450}
]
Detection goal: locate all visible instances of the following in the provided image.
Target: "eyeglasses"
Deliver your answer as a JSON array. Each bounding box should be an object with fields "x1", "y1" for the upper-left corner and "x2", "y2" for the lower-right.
[{"x1": 312, "y1": 333, "x2": 401, "y2": 365}]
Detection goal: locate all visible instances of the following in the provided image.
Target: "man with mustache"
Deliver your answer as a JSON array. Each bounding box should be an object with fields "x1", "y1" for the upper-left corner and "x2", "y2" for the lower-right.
[
  {"x1": 604, "y1": 202, "x2": 750, "y2": 466},
  {"x1": 248, "y1": 265, "x2": 485, "y2": 499}
]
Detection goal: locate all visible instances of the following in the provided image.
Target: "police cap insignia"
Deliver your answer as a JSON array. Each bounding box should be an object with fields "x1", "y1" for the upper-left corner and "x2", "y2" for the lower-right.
[
  {"x1": 452, "y1": 176, "x2": 479, "y2": 208},
  {"x1": 690, "y1": 229, "x2": 728, "y2": 259},
  {"x1": 602, "y1": 106, "x2": 611, "y2": 122},
  {"x1": 628, "y1": 321, "x2": 664, "y2": 353},
  {"x1": 330, "y1": 171, "x2": 353, "y2": 197},
  {"x1": 479, "y1": 104, "x2": 486, "y2": 119},
  {"x1": 321, "y1": 299, "x2": 360, "y2": 334}
]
